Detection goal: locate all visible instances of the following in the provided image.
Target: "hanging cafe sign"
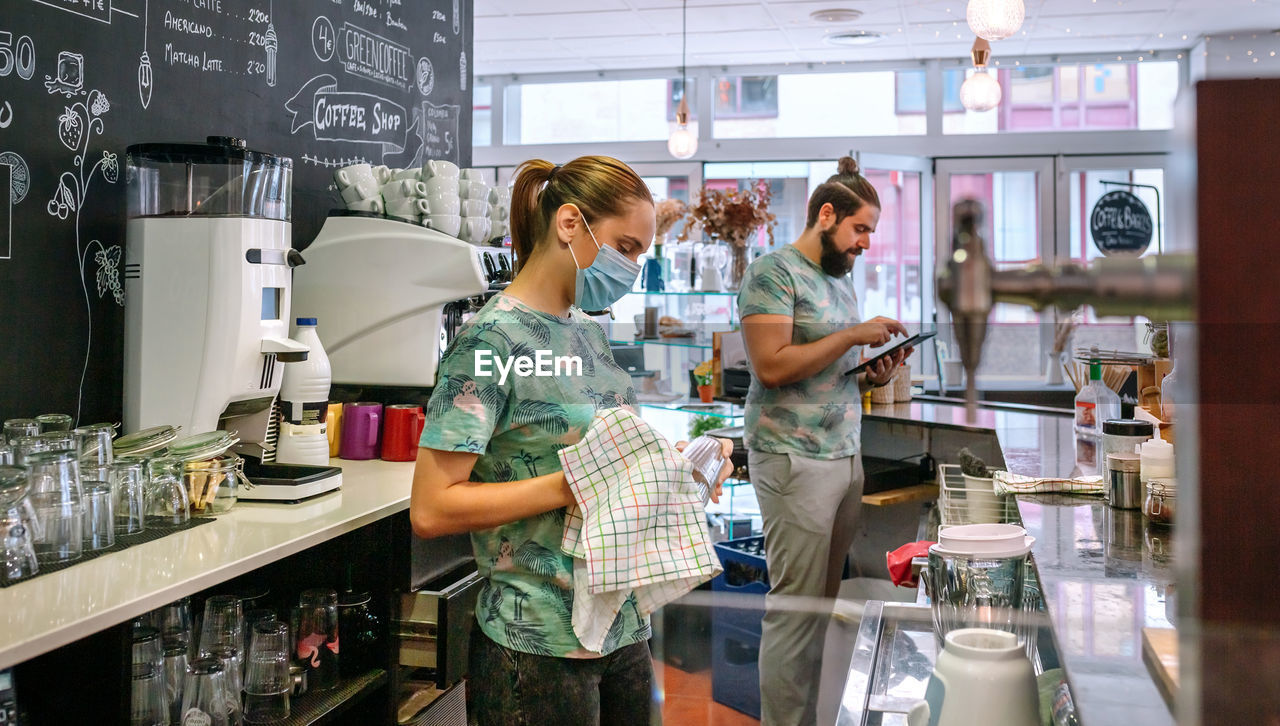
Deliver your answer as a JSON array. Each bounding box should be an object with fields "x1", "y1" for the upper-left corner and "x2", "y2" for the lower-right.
[{"x1": 1090, "y1": 190, "x2": 1153, "y2": 256}]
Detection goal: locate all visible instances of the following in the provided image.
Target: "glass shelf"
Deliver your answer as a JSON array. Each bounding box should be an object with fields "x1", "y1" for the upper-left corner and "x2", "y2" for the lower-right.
[
  {"x1": 610, "y1": 338, "x2": 714, "y2": 350},
  {"x1": 628, "y1": 290, "x2": 740, "y2": 297},
  {"x1": 639, "y1": 401, "x2": 744, "y2": 419}
]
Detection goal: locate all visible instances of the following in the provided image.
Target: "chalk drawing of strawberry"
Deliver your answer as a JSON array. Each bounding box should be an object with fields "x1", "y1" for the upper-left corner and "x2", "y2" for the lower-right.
[{"x1": 57, "y1": 107, "x2": 82, "y2": 150}]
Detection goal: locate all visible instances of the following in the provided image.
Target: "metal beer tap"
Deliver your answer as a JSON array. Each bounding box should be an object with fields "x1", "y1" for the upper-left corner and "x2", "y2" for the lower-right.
[{"x1": 936, "y1": 199, "x2": 1197, "y2": 420}]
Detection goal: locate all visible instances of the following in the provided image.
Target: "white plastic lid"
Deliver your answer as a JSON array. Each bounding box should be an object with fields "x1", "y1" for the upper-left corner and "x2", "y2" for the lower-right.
[
  {"x1": 930, "y1": 537, "x2": 1035, "y2": 558},
  {"x1": 937, "y1": 523, "x2": 1029, "y2": 556}
]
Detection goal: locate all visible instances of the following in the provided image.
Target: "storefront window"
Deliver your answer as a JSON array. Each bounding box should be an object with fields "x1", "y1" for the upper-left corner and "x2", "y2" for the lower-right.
[
  {"x1": 473, "y1": 83, "x2": 492, "y2": 147},
  {"x1": 944, "y1": 60, "x2": 1178, "y2": 134},
  {"x1": 713, "y1": 72, "x2": 927, "y2": 139},
  {"x1": 503, "y1": 78, "x2": 698, "y2": 145}
]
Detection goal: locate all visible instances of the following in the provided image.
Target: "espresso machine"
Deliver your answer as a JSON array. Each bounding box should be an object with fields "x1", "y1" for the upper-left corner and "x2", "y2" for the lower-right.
[
  {"x1": 123, "y1": 136, "x2": 308, "y2": 447},
  {"x1": 290, "y1": 212, "x2": 488, "y2": 387}
]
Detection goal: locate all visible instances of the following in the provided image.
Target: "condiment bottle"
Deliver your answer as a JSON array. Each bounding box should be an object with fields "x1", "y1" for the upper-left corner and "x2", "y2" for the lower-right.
[{"x1": 1139, "y1": 431, "x2": 1175, "y2": 493}]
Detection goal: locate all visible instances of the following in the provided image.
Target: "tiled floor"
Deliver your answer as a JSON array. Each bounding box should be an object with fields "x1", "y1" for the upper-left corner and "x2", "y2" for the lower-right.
[{"x1": 657, "y1": 661, "x2": 760, "y2": 726}]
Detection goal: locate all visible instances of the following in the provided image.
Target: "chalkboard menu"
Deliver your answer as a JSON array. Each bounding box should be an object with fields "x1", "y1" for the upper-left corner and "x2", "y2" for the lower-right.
[{"x1": 0, "y1": 0, "x2": 473, "y2": 424}]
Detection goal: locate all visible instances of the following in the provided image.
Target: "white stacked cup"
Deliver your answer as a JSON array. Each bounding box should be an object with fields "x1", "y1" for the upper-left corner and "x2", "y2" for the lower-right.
[
  {"x1": 458, "y1": 169, "x2": 492, "y2": 244},
  {"x1": 489, "y1": 186, "x2": 511, "y2": 241},
  {"x1": 382, "y1": 179, "x2": 429, "y2": 223},
  {"x1": 333, "y1": 164, "x2": 381, "y2": 210},
  {"x1": 422, "y1": 160, "x2": 462, "y2": 238}
]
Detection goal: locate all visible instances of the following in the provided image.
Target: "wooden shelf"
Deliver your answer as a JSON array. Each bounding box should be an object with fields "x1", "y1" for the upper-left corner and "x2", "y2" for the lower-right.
[
  {"x1": 280, "y1": 668, "x2": 389, "y2": 726},
  {"x1": 862, "y1": 484, "x2": 938, "y2": 507}
]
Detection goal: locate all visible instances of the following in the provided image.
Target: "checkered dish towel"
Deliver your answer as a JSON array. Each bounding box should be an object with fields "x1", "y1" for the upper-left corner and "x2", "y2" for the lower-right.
[
  {"x1": 993, "y1": 470, "x2": 1105, "y2": 496},
  {"x1": 559, "y1": 408, "x2": 722, "y2": 652}
]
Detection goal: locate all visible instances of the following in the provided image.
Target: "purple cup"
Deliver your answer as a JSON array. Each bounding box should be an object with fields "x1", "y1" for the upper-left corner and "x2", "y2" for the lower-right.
[{"x1": 339, "y1": 403, "x2": 382, "y2": 460}]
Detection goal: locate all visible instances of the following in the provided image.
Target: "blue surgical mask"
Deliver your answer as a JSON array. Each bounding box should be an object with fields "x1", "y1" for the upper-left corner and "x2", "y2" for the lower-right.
[{"x1": 567, "y1": 207, "x2": 640, "y2": 311}]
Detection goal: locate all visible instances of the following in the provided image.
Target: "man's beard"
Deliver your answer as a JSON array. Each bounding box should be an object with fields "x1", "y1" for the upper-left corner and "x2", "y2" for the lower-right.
[{"x1": 819, "y1": 227, "x2": 855, "y2": 277}]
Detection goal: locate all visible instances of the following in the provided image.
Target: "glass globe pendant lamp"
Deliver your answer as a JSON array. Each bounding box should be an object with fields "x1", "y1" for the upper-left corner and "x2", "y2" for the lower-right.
[
  {"x1": 966, "y1": 0, "x2": 1025, "y2": 41},
  {"x1": 668, "y1": 96, "x2": 697, "y2": 159},
  {"x1": 960, "y1": 38, "x2": 1003, "y2": 112}
]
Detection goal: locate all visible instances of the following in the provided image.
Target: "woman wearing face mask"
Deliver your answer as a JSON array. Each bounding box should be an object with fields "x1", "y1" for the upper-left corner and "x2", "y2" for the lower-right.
[{"x1": 411, "y1": 156, "x2": 729, "y2": 724}]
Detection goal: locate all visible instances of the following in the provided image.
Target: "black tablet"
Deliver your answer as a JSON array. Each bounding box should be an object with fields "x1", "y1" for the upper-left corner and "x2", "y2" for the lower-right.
[{"x1": 844, "y1": 331, "x2": 936, "y2": 376}]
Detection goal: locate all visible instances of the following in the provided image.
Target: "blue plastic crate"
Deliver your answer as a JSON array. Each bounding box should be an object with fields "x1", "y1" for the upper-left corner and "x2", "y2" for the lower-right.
[
  {"x1": 711, "y1": 620, "x2": 762, "y2": 720},
  {"x1": 712, "y1": 536, "x2": 769, "y2": 635}
]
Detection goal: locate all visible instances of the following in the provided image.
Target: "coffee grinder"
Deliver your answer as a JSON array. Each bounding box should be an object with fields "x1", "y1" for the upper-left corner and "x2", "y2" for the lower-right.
[{"x1": 122, "y1": 136, "x2": 308, "y2": 451}]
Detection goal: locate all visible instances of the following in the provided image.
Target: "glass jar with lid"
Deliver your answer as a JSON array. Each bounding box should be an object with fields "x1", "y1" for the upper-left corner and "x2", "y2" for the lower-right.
[
  {"x1": 113, "y1": 425, "x2": 181, "y2": 458},
  {"x1": 1143, "y1": 478, "x2": 1176, "y2": 525},
  {"x1": 184, "y1": 453, "x2": 243, "y2": 515}
]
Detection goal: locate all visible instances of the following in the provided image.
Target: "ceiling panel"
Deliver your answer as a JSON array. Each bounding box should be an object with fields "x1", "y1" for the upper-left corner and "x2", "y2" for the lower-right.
[{"x1": 472, "y1": 0, "x2": 1280, "y2": 76}]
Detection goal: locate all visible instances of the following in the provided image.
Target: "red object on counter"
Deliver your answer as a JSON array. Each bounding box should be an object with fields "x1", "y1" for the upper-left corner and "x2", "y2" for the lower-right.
[
  {"x1": 886, "y1": 540, "x2": 936, "y2": 588},
  {"x1": 381, "y1": 404, "x2": 426, "y2": 461}
]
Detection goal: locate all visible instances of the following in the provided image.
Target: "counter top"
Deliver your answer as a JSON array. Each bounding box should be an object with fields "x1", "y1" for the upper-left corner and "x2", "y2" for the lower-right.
[
  {"x1": 0, "y1": 458, "x2": 415, "y2": 671},
  {"x1": 861, "y1": 398, "x2": 1175, "y2": 726}
]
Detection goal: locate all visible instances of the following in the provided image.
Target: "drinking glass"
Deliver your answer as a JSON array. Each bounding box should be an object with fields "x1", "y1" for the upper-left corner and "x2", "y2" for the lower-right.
[
  {"x1": 74, "y1": 423, "x2": 116, "y2": 468},
  {"x1": 112, "y1": 459, "x2": 148, "y2": 536},
  {"x1": 209, "y1": 645, "x2": 244, "y2": 726},
  {"x1": 36, "y1": 413, "x2": 74, "y2": 433},
  {"x1": 0, "y1": 445, "x2": 12, "y2": 466},
  {"x1": 0, "y1": 471, "x2": 38, "y2": 586},
  {"x1": 294, "y1": 589, "x2": 340, "y2": 691},
  {"x1": 158, "y1": 597, "x2": 194, "y2": 651},
  {"x1": 37, "y1": 431, "x2": 76, "y2": 453},
  {"x1": 337, "y1": 591, "x2": 381, "y2": 676},
  {"x1": 162, "y1": 642, "x2": 188, "y2": 725},
  {"x1": 244, "y1": 621, "x2": 291, "y2": 723},
  {"x1": 83, "y1": 482, "x2": 115, "y2": 551},
  {"x1": 26, "y1": 450, "x2": 82, "y2": 503},
  {"x1": 681, "y1": 435, "x2": 728, "y2": 505},
  {"x1": 3, "y1": 419, "x2": 39, "y2": 445},
  {"x1": 200, "y1": 595, "x2": 244, "y2": 657},
  {"x1": 13, "y1": 437, "x2": 49, "y2": 466},
  {"x1": 132, "y1": 626, "x2": 163, "y2": 672},
  {"x1": 181, "y1": 658, "x2": 231, "y2": 726},
  {"x1": 30, "y1": 491, "x2": 83, "y2": 564},
  {"x1": 244, "y1": 608, "x2": 278, "y2": 666},
  {"x1": 130, "y1": 663, "x2": 168, "y2": 726},
  {"x1": 148, "y1": 456, "x2": 190, "y2": 526}
]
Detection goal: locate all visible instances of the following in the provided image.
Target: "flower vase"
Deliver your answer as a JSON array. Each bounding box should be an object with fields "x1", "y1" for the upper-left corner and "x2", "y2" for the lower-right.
[{"x1": 726, "y1": 245, "x2": 749, "y2": 291}]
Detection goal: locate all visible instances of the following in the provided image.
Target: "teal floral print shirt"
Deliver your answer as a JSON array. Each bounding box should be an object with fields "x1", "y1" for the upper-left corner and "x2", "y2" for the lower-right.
[
  {"x1": 419, "y1": 292, "x2": 650, "y2": 658},
  {"x1": 737, "y1": 244, "x2": 865, "y2": 460}
]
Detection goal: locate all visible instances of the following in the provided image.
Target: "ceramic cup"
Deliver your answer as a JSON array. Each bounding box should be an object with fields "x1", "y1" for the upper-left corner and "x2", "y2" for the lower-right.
[
  {"x1": 424, "y1": 176, "x2": 459, "y2": 198},
  {"x1": 386, "y1": 197, "x2": 428, "y2": 221},
  {"x1": 390, "y1": 167, "x2": 420, "y2": 182},
  {"x1": 460, "y1": 168, "x2": 487, "y2": 181},
  {"x1": 488, "y1": 204, "x2": 509, "y2": 221},
  {"x1": 346, "y1": 196, "x2": 384, "y2": 214},
  {"x1": 424, "y1": 193, "x2": 461, "y2": 215},
  {"x1": 339, "y1": 403, "x2": 382, "y2": 460},
  {"x1": 339, "y1": 178, "x2": 379, "y2": 204},
  {"x1": 490, "y1": 220, "x2": 508, "y2": 238},
  {"x1": 461, "y1": 216, "x2": 491, "y2": 244},
  {"x1": 488, "y1": 186, "x2": 511, "y2": 204},
  {"x1": 382, "y1": 179, "x2": 427, "y2": 200},
  {"x1": 459, "y1": 180, "x2": 490, "y2": 201},
  {"x1": 422, "y1": 160, "x2": 460, "y2": 179},
  {"x1": 461, "y1": 199, "x2": 490, "y2": 218},
  {"x1": 426, "y1": 214, "x2": 463, "y2": 238},
  {"x1": 334, "y1": 164, "x2": 376, "y2": 191},
  {"x1": 372, "y1": 165, "x2": 392, "y2": 184}
]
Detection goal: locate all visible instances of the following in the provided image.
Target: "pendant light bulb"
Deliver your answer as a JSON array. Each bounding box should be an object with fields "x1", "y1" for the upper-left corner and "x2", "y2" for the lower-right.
[
  {"x1": 960, "y1": 38, "x2": 1002, "y2": 112},
  {"x1": 669, "y1": 0, "x2": 697, "y2": 159},
  {"x1": 966, "y1": 0, "x2": 1025, "y2": 41},
  {"x1": 668, "y1": 96, "x2": 697, "y2": 159}
]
